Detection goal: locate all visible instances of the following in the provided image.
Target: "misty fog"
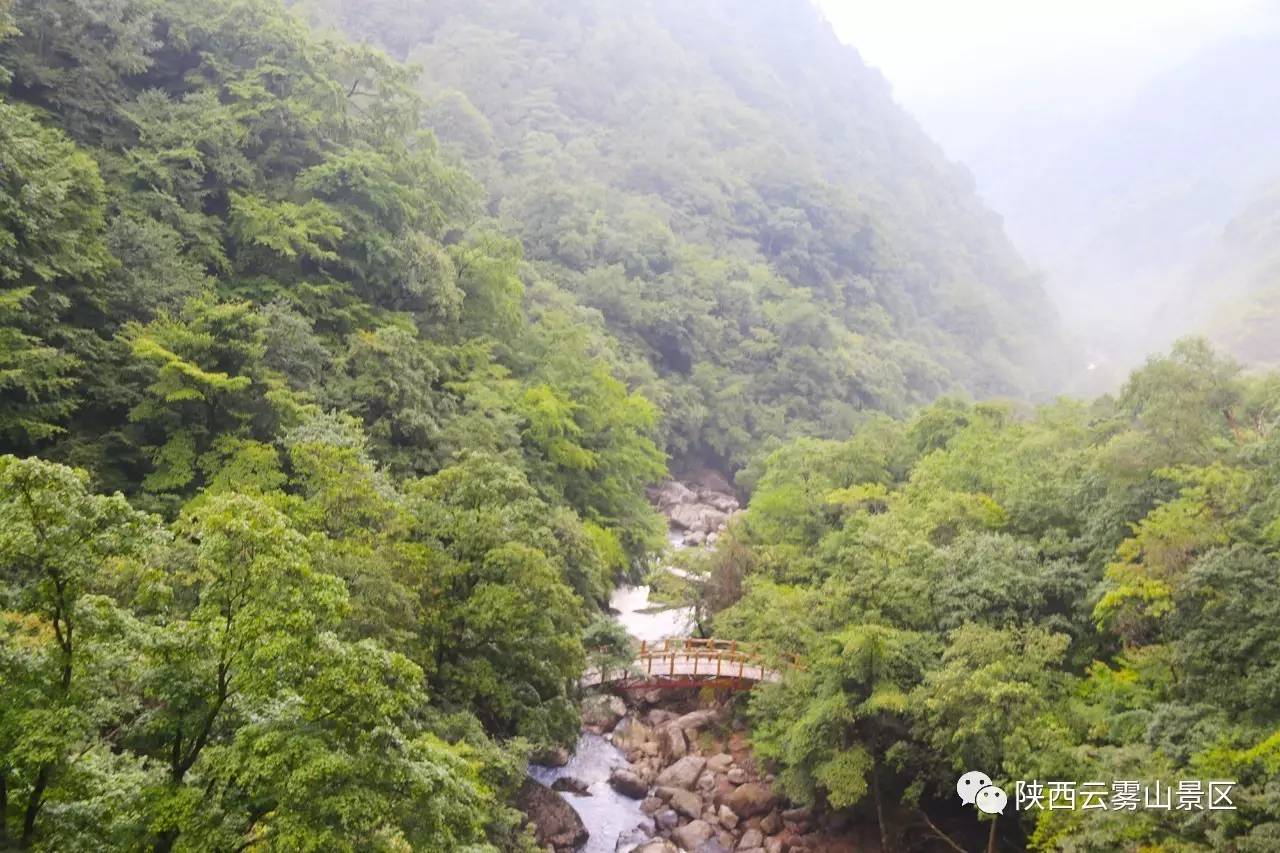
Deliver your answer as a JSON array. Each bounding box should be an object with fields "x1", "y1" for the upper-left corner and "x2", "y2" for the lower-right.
[{"x1": 824, "y1": 0, "x2": 1280, "y2": 391}]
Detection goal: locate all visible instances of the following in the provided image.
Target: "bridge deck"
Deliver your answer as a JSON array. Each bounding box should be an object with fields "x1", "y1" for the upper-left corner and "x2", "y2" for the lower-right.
[{"x1": 582, "y1": 637, "x2": 790, "y2": 690}]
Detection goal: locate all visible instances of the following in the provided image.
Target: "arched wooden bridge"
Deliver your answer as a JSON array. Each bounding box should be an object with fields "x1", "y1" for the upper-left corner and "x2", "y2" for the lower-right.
[{"x1": 581, "y1": 638, "x2": 796, "y2": 692}]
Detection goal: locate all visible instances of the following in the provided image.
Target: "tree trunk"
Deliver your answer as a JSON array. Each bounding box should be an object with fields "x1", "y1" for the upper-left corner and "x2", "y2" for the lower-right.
[
  {"x1": 987, "y1": 812, "x2": 999, "y2": 853},
  {"x1": 1, "y1": 770, "x2": 8, "y2": 847},
  {"x1": 21, "y1": 764, "x2": 50, "y2": 848},
  {"x1": 871, "y1": 756, "x2": 891, "y2": 853}
]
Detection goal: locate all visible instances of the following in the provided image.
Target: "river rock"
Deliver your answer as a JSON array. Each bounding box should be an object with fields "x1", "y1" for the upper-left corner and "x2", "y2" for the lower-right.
[
  {"x1": 717, "y1": 804, "x2": 739, "y2": 830},
  {"x1": 530, "y1": 744, "x2": 571, "y2": 767},
  {"x1": 657, "y1": 755, "x2": 706, "y2": 790},
  {"x1": 675, "y1": 709, "x2": 720, "y2": 733},
  {"x1": 694, "y1": 839, "x2": 733, "y2": 853},
  {"x1": 641, "y1": 795, "x2": 664, "y2": 814},
  {"x1": 652, "y1": 481, "x2": 697, "y2": 509},
  {"x1": 726, "y1": 768, "x2": 747, "y2": 785},
  {"x1": 704, "y1": 493, "x2": 739, "y2": 513},
  {"x1": 759, "y1": 811, "x2": 782, "y2": 835},
  {"x1": 668, "y1": 788, "x2": 703, "y2": 819},
  {"x1": 655, "y1": 808, "x2": 680, "y2": 830},
  {"x1": 614, "y1": 716, "x2": 653, "y2": 752},
  {"x1": 636, "y1": 841, "x2": 680, "y2": 853},
  {"x1": 726, "y1": 783, "x2": 776, "y2": 819},
  {"x1": 656, "y1": 725, "x2": 688, "y2": 761},
  {"x1": 583, "y1": 694, "x2": 627, "y2": 731},
  {"x1": 551, "y1": 776, "x2": 590, "y2": 795},
  {"x1": 780, "y1": 805, "x2": 810, "y2": 823},
  {"x1": 668, "y1": 503, "x2": 712, "y2": 531},
  {"x1": 738, "y1": 828, "x2": 764, "y2": 849},
  {"x1": 516, "y1": 778, "x2": 588, "y2": 851},
  {"x1": 671, "y1": 820, "x2": 715, "y2": 851},
  {"x1": 610, "y1": 767, "x2": 650, "y2": 799},
  {"x1": 647, "y1": 709, "x2": 680, "y2": 726},
  {"x1": 615, "y1": 818, "x2": 656, "y2": 852}
]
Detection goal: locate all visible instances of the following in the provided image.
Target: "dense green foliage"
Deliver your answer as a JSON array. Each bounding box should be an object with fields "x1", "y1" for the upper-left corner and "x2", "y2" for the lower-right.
[
  {"x1": 8, "y1": 0, "x2": 1249, "y2": 851},
  {"x1": 684, "y1": 339, "x2": 1280, "y2": 851},
  {"x1": 300, "y1": 0, "x2": 1066, "y2": 471},
  {"x1": 0, "y1": 0, "x2": 670, "y2": 846}
]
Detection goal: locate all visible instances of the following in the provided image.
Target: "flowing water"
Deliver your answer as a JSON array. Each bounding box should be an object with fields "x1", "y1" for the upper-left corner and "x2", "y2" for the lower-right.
[
  {"x1": 528, "y1": 529, "x2": 696, "y2": 852},
  {"x1": 529, "y1": 734, "x2": 652, "y2": 853}
]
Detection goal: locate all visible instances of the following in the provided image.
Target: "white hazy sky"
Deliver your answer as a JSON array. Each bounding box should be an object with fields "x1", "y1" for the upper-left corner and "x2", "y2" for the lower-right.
[{"x1": 815, "y1": 0, "x2": 1276, "y2": 109}]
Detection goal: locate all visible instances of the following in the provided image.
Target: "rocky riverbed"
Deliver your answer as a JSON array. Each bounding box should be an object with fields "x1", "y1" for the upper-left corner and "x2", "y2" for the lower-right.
[{"x1": 523, "y1": 479, "x2": 858, "y2": 853}]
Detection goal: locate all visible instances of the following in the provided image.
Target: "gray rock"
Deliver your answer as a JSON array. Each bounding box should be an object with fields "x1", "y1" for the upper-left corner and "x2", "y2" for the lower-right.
[
  {"x1": 737, "y1": 828, "x2": 764, "y2": 849},
  {"x1": 671, "y1": 819, "x2": 716, "y2": 851},
  {"x1": 530, "y1": 744, "x2": 571, "y2": 767},
  {"x1": 615, "y1": 819, "x2": 656, "y2": 852},
  {"x1": 653, "y1": 481, "x2": 697, "y2": 509},
  {"x1": 582, "y1": 693, "x2": 628, "y2": 731},
  {"x1": 516, "y1": 777, "x2": 588, "y2": 850},
  {"x1": 613, "y1": 716, "x2": 653, "y2": 752},
  {"x1": 655, "y1": 808, "x2": 680, "y2": 830},
  {"x1": 641, "y1": 795, "x2": 665, "y2": 815},
  {"x1": 551, "y1": 776, "x2": 590, "y2": 795},
  {"x1": 674, "y1": 709, "x2": 720, "y2": 732},
  {"x1": 668, "y1": 788, "x2": 703, "y2": 819},
  {"x1": 610, "y1": 767, "x2": 649, "y2": 799},
  {"x1": 635, "y1": 840, "x2": 680, "y2": 853},
  {"x1": 726, "y1": 782, "x2": 776, "y2": 819},
  {"x1": 656, "y1": 755, "x2": 706, "y2": 790},
  {"x1": 693, "y1": 839, "x2": 733, "y2": 853},
  {"x1": 656, "y1": 724, "x2": 687, "y2": 762},
  {"x1": 717, "y1": 804, "x2": 739, "y2": 830},
  {"x1": 726, "y1": 768, "x2": 747, "y2": 785}
]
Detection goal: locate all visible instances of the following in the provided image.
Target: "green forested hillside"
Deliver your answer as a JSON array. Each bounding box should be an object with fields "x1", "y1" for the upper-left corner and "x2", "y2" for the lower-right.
[
  {"x1": 1, "y1": 0, "x2": 664, "y2": 847},
  {"x1": 8, "y1": 1, "x2": 1256, "y2": 852},
  {"x1": 301, "y1": 0, "x2": 1066, "y2": 470},
  {"x1": 686, "y1": 339, "x2": 1280, "y2": 851}
]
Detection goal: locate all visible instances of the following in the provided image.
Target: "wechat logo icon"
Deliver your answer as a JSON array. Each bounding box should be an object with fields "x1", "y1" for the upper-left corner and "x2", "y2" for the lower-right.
[{"x1": 957, "y1": 770, "x2": 1007, "y2": 815}]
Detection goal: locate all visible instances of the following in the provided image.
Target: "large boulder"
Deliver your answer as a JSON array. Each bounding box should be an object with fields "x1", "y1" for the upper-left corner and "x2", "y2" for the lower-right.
[
  {"x1": 517, "y1": 778, "x2": 588, "y2": 851},
  {"x1": 614, "y1": 716, "x2": 653, "y2": 753},
  {"x1": 653, "y1": 481, "x2": 697, "y2": 509},
  {"x1": 656, "y1": 755, "x2": 707, "y2": 790},
  {"x1": 669, "y1": 503, "x2": 713, "y2": 532},
  {"x1": 725, "y1": 783, "x2": 776, "y2": 819},
  {"x1": 530, "y1": 744, "x2": 571, "y2": 767},
  {"x1": 583, "y1": 693, "x2": 627, "y2": 731},
  {"x1": 610, "y1": 767, "x2": 650, "y2": 799},
  {"x1": 674, "y1": 709, "x2": 720, "y2": 733},
  {"x1": 668, "y1": 788, "x2": 703, "y2": 819},
  {"x1": 656, "y1": 724, "x2": 688, "y2": 762},
  {"x1": 551, "y1": 776, "x2": 590, "y2": 795},
  {"x1": 671, "y1": 820, "x2": 716, "y2": 851}
]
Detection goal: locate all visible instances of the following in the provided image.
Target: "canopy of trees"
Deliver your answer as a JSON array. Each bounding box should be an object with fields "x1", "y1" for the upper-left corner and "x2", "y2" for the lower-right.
[{"x1": 682, "y1": 339, "x2": 1280, "y2": 851}]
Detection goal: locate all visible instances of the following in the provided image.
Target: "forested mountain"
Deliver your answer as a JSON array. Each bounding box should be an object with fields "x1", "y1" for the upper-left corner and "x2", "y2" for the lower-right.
[
  {"x1": 1, "y1": 0, "x2": 665, "y2": 847},
  {"x1": 300, "y1": 0, "x2": 1067, "y2": 470},
  {"x1": 9, "y1": 0, "x2": 1273, "y2": 852}
]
